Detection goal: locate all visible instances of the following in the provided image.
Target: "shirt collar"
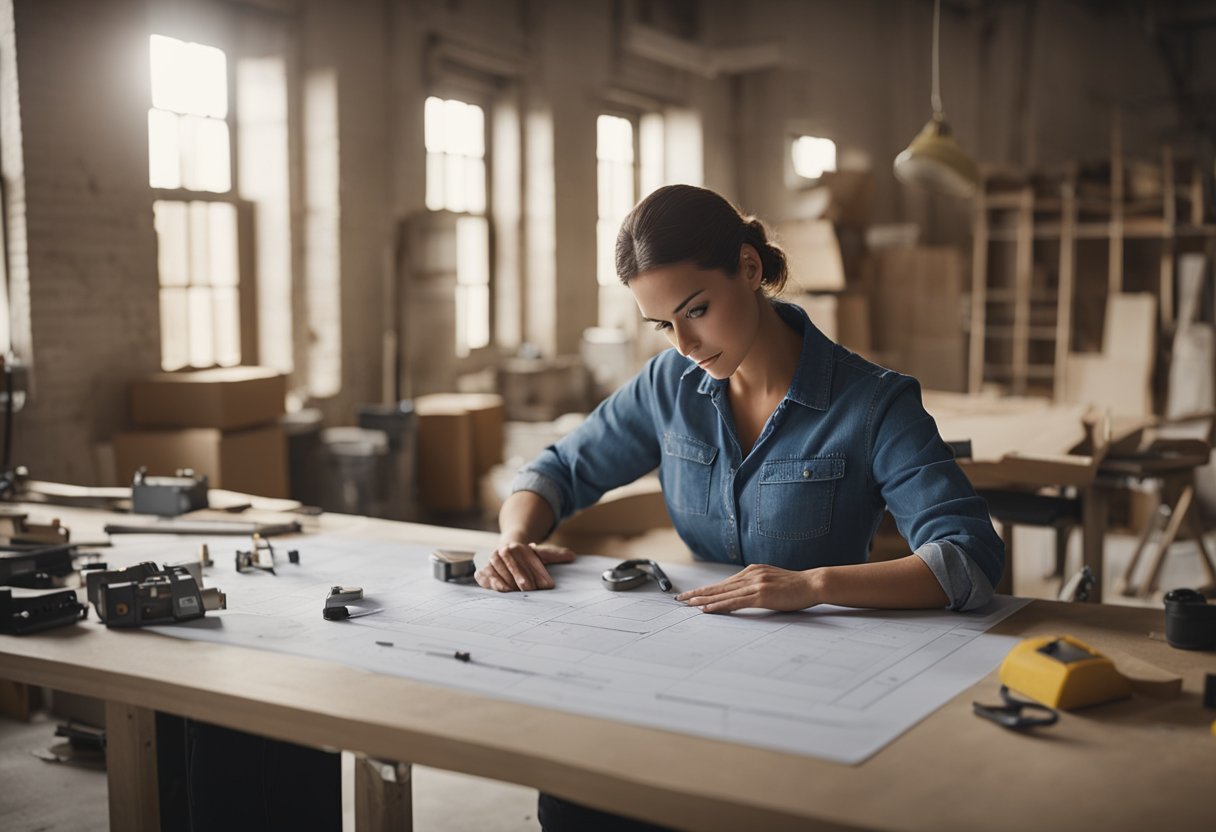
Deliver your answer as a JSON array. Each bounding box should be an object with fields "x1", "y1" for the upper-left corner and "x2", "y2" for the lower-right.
[{"x1": 683, "y1": 300, "x2": 834, "y2": 410}]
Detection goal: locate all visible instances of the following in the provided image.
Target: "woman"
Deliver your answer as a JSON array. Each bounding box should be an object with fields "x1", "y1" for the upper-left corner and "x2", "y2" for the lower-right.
[
  {"x1": 479, "y1": 184, "x2": 1004, "y2": 830},
  {"x1": 479, "y1": 184, "x2": 1003, "y2": 613},
  {"x1": 479, "y1": 183, "x2": 1001, "y2": 832}
]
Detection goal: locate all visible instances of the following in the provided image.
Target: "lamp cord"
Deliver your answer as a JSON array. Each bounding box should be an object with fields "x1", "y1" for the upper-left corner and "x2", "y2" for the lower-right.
[{"x1": 931, "y1": 0, "x2": 943, "y2": 117}]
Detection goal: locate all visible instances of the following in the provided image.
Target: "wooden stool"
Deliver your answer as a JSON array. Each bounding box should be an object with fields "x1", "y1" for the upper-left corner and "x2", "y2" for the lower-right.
[{"x1": 1102, "y1": 438, "x2": 1216, "y2": 598}]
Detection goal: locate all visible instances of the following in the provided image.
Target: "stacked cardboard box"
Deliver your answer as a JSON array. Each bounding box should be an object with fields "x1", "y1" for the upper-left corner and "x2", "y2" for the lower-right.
[
  {"x1": 113, "y1": 367, "x2": 289, "y2": 498},
  {"x1": 864, "y1": 247, "x2": 967, "y2": 391},
  {"x1": 414, "y1": 393, "x2": 505, "y2": 513}
]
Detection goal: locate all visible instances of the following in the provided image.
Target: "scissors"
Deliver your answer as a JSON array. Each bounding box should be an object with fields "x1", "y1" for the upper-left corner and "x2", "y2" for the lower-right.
[{"x1": 972, "y1": 685, "x2": 1059, "y2": 731}]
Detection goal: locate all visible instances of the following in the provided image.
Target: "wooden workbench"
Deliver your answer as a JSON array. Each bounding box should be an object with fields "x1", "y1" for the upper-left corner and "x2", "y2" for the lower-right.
[{"x1": 1, "y1": 503, "x2": 1214, "y2": 831}]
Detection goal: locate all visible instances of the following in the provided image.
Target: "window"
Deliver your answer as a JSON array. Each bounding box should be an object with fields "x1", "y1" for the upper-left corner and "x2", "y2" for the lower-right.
[
  {"x1": 597, "y1": 112, "x2": 672, "y2": 331},
  {"x1": 596, "y1": 114, "x2": 635, "y2": 290},
  {"x1": 148, "y1": 34, "x2": 243, "y2": 371},
  {"x1": 425, "y1": 95, "x2": 490, "y2": 356},
  {"x1": 791, "y1": 135, "x2": 837, "y2": 181}
]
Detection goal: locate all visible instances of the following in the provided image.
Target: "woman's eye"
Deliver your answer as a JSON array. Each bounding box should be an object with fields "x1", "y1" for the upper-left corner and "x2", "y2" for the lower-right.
[
  {"x1": 686, "y1": 304, "x2": 707, "y2": 320},
  {"x1": 653, "y1": 320, "x2": 672, "y2": 332}
]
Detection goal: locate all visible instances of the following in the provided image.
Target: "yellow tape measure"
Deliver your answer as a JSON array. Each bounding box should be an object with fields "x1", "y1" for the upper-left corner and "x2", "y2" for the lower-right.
[{"x1": 999, "y1": 635, "x2": 1132, "y2": 710}]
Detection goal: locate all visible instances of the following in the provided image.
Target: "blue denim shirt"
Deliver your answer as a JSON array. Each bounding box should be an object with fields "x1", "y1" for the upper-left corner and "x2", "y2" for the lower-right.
[{"x1": 512, "y1": 301, "x2": 1004, "y2": 610}]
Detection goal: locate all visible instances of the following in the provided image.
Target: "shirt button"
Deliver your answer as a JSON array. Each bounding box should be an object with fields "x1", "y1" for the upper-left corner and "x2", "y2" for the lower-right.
[{"x1": 802, "y1": 469, "x2": 811, "y2": 478}]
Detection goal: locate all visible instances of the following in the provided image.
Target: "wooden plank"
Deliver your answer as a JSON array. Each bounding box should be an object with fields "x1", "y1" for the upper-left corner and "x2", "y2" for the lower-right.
[
  {"x1": 969, "y1": 193, "x2": 989, "y2": 393},
  {"x1": 105, "y1": 700, "x2": 160, "y2": 832},
  {"x1": 1012, "y1": 187, "x2": 1034, "y2": 395},
  {"x1": 1054, "y1": 183, "x2": 1076, "y2": 400}
]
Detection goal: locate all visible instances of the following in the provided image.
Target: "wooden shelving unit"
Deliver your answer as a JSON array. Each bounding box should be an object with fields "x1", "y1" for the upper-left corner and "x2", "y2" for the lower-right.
[{"x1": 967, "y1": 129, "x2": 1215, "y2": 402}]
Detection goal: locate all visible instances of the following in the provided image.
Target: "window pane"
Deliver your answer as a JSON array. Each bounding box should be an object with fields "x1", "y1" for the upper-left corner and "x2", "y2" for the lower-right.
[
  {"x1": 154, "y1": 201, "x2": 189, "y2": 287},
  {"x1": 159, "y1": 287, "x2": 189, "y2": 371},
  {"x1": 467, "y1": 285, "x2": 489, "y2": 350},
  {"x1": 456, "y1": 216, "x2": 489, "y2": 286},
  {"x1": 150, "y1": 34, "x2": 227, "y2": 118},
  {"x1": 597, "y1": 159, "x2": 612, "y2": 219},
  {"x1": 148, "y1": 109, "x2": 181, "y2": 188},
  {"x1": 465, "y1": 157, "x2": 486, "y2": 215},
  {"x1": 792, "y1": 135, "x2": 837, "y2": 180},
  {"x1": 187, "y1": 286, "x2": 215, "y2": 367},
  {"x1": 443, "y1": 99, "x2": 465, "y2": 155},
  {"x1": 189, "y1": 42, "x2": 228, "y2": 119},
  {"x1": 597, "y1": 218, "x2": 616, "y2": 287},
  {"x1": 193, "y1": 117, "x2": 232, "y2": 192},
  {"x1": 150, "y1": 35, "x2": 187, "y2": 113},
  {"x1": 424, "y1": 96, "x2": 444, "y2": 153},
  {"x1": 445, "y1": 153, "x2": 466, "y2": 213},
  {"x1": 464, "y1": 102, "x2": 485, "y2": 158},
  {"x1": 188, "y1": 201, "x2": 211, "y2": 286},
  {"x1": 212, "y1": 287, "x2": 241, "y2": 366},
  {"x1": 611, "y1": 161, "x2": 634, "y2": 218},
  {"x1": 426, "y1": 151, "x2": 445, "y2": 211},
  {"x1": 209, "y1": 202, "x2": 239, "y2": 287}
]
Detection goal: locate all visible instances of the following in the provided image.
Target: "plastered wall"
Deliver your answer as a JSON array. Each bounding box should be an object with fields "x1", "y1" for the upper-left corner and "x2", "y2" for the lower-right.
[{"x1": 4, "y1": 0, "x2": 1208, "y2": 483}]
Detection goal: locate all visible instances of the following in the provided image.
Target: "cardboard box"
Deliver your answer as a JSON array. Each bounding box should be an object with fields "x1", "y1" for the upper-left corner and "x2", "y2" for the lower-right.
[
  {"x1": 414, "y1": 401, "x2": 475, "y2": 513},
  {"x1": 773, "y1": 219, "x2": 847, "y2": 292},
  {"x1": 417, "y1": 393, "x2": 505, "y2": 479},
  {"x1": 131, "y1": 367, "x2": 287, "y2": 430},
  {"x1": 864, "y1": 246, "x2": 967, "y2": 390},
  {"x1": 113, "y1": 424, "x2": 288, "y2": 498}
]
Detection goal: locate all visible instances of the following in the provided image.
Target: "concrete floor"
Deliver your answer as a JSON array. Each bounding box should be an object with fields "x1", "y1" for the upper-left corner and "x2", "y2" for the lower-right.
[{"x1": 1, "y1": 526, "x2": 1211, "y2": 831}]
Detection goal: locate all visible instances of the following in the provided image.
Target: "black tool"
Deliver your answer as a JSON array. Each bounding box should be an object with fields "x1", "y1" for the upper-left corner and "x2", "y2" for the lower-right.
[
  {"x1": 323, "y1": 586, "x2": 381, "y2": 621},
  {"x1": 88, "y1": 562, "x2": 226, "y2": 628},
  {"x1": 1204, "y1": 673, "x2": 1216, "y2": 710},
  {"x1": 601, "y1": 559, "x2": 673, "y2": 592},
  {"x1": 0, "y1": 543, "x2": 75, "y2": 588},
  {"x1": 1163, "y1": 588, "x2": 1216, "y2": 651},
  {"x1": 235, "y1": 533, "x2": 281, "y2": 575},
  {"x1": 0, "y1": 587, "x2": 87, "y2": 634},
  {"x1": 131, "y1": 467, "x2": 209, "y2": 517},
  {"x1": 972, "y1": 685, "x2": 1060, "y2": 731}
]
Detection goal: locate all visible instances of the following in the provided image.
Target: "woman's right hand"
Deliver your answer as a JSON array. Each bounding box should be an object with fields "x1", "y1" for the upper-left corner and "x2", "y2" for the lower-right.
[{"x1": 475, "y1": 541, "x2": 576, "y2": 592}]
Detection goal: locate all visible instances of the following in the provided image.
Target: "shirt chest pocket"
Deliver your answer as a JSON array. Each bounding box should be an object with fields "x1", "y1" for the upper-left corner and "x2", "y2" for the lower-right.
[
  {"x1": 755, "y1": 456, "x2": 846, "y2": 541},
  {"x1": 662, "y1": 432, "x2": 717, "y2": 516}
]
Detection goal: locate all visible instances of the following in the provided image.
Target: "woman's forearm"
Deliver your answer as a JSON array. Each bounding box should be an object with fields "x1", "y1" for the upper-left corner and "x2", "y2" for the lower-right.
[
  {"x1": 813, "y1": 554, "x2": 948, "y2": 609},
  {"x1": 497, "y1": 490, "x2": 557, "y2": 545}
]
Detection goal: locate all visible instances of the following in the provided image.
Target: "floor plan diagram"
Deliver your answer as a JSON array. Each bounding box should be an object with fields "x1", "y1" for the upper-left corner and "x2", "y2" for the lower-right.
[{"x1": 111, "y1": 533, "x2": 1027, "y2": 764}]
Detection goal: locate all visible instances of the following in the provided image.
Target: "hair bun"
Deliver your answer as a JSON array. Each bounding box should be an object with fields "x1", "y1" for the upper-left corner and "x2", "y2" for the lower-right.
[{"x1": 742, "y1": 217, "x2": 789, "y2": 295}]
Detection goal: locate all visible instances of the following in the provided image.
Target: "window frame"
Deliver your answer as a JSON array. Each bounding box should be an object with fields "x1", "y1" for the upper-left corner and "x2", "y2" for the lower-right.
[
  {"x1": 424, "y1": 84, "x2": 497, "y2": 358},
  {"x1": 148, "y1": 31, "x2": 257, "y2": 371}
]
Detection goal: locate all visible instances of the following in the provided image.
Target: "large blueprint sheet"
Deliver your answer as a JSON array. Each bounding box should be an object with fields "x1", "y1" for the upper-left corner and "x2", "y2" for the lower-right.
[{"x1": 116, "y1": 533, "x2": 1027, "y2": 764}]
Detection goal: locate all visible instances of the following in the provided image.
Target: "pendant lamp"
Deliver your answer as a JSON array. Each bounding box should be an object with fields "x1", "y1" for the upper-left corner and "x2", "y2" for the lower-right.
[{"x1": 894, "y1": 0, "x2": 979, "y2": 197}]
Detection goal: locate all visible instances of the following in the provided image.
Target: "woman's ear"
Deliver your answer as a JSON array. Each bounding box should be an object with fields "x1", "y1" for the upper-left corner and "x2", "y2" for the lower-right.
[{"x1": 739, "y1": 243, "x2": 763, "y2": 290}]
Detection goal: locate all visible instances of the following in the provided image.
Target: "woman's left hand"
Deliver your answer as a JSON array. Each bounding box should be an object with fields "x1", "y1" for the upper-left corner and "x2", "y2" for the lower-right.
[{"x1": 676, "y1": 564, "x2": 821, "y2": 613}]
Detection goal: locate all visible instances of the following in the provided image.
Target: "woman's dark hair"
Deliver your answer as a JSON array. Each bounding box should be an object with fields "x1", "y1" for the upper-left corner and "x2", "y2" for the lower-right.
[{"x1": 615, "y1": 184, "x2": 788, "y2": 295}]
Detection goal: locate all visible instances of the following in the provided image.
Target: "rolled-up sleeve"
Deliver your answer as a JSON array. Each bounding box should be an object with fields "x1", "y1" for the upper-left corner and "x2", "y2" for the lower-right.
[
  {"x1": 869, "y1": 375, "x2": 1004, "y2": 611},
  {"x1": 510, "y1": 356, "x2": 663, "y2": 524}
]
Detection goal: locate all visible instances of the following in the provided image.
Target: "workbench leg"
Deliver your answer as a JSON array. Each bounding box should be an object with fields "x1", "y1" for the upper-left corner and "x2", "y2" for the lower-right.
[
  {"x1": 1080, "y1": 486, "x2": 1108, "y2": 603},
  {"x1": 355, "y1": 755, "x2": 412, "y2": 832},
  {"x1": 105, "y1": 701, "x2": 161, "y2": 832}
]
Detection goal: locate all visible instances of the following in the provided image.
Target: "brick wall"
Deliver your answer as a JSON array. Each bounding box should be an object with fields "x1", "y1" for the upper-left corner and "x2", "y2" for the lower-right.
[{"x1": 7, "y1": 0, "x2": 161, "y2": 484}]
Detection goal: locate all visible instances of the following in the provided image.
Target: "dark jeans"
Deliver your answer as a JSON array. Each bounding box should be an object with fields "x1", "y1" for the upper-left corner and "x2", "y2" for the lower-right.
[
  {"x1": 156, "y1": 715, "x2": 341, "y2": 831},
  {"x1": 538, "y1": 792, "x2": 678, "y2": 832}
]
